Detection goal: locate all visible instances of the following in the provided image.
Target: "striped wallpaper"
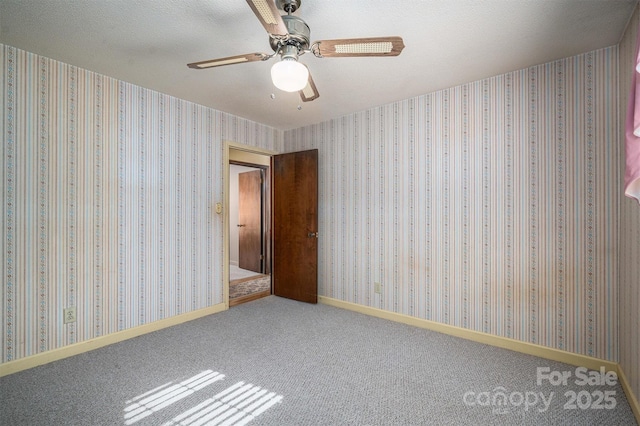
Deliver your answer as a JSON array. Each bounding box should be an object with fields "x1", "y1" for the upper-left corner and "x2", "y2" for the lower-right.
[
  {"x1": 0, "y1": 44, "x2": 282, "y2": 363},
  {"x1": 0, "y1": 31, "x2": 632, "y2": 383},
  {"x1": 618, "y1": 4, "x2": 640, "y2": 409},
  {"x1": 284, "y1": 46, "x2": 620, "y2": 361}
]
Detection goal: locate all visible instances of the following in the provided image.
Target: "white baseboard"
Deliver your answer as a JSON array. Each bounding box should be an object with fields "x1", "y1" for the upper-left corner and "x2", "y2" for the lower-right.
[
  {"x1": 617, "y1": 364, "x2": 640, "y2": 422},
  {"x1": 318, "y1": 296, "x2": 640, "y2": 424},
  {"x1": 319, "y1": 296, "x2": 615, "y2": 371},
  {"x1": 0, "y1": 302, "x2": 227, "y2": 378}
]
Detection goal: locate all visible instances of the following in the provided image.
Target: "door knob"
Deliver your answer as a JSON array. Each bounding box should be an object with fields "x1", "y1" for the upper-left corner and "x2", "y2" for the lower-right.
[
  {"x1": 308, "y1": 232, "x2": 318, "y2": 238},
  {"x1": 237, "y1": 224, "x2": 246, "y2": 227}
]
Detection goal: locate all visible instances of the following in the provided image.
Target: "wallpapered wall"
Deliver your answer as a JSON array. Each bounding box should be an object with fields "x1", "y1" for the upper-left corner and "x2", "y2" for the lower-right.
[
  {"x1": 284, "y1": 47, "x2": 619, "y2": 361},
  {"x1": 0, "y1": 44, "x2": 282, "y2": 363},
  {"x1": 618, "y1": 5, "x2": 640, "y2": 407},
  {"x1": 0, "y1": 32, "x2": 630, "y2": 376}
]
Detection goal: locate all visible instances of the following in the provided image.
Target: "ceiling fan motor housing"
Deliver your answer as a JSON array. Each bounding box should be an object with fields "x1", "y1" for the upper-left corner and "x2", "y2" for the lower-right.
[{"x1": 270, "y1": 15, "x2": 310, "y2": 54}]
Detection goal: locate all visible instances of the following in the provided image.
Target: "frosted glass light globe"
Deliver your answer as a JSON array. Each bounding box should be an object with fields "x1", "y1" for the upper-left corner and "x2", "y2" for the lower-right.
[{"x1": 271, "y1": 59, "x2": 309, "y2": 92}]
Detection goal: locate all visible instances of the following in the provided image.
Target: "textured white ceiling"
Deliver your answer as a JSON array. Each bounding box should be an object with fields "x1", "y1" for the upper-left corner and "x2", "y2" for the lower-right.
[{"x1": 0, "y1": 0, "x2": 636, "y2": 130}]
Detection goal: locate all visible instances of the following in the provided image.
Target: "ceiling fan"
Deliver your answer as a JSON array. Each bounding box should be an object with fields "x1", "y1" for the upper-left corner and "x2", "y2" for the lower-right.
[{"x1": 187, "y1": 0, "x2": 405, "y2": 102}]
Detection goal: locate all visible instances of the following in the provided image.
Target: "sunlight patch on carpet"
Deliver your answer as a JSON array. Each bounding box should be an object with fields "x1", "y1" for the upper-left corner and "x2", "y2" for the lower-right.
[
  {"x1": 161, "y1": 381, "x2": 283, "y2": 426},
  {"x1": 124, "y1": 370, "x2": 282, "y2": 426},
  {"x1": 124, "y1": 370, "x2": 225, "y2": 424}
]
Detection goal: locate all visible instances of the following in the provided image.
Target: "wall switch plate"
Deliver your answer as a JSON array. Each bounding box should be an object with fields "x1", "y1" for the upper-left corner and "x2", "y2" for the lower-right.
[
  {"x1": 64, "y1": 307, "x2": 76, "y2": 324},
  {"x1": 374, "y1": 282, "x2": 382, "y2": 294}
]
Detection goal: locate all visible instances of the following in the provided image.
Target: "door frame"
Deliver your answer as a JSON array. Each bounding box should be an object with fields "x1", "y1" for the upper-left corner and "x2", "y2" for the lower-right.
[
  {"x1": 223, "y1": 141, "x2": 277, "y2": 308},
  {"x1": 233, "y1": 164, "x2": 269, "y2": 274}
]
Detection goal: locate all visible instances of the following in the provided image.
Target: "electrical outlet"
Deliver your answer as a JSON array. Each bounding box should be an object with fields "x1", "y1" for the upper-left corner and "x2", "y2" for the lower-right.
[
  {"x1": 374, "y1": 282, "x2": 382, "y2": 294},
  {"x1": 64, "y1": 307, "x2": 76, "y2": 324}
]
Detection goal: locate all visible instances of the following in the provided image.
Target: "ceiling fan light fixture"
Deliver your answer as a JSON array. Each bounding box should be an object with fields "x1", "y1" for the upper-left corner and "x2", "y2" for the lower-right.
[
  {"x1": 271, "y1": 58, "x2": 309, "y2": 92},
  {"x1": 189, "y1": 2, "x2": 406, "y2": 102}
]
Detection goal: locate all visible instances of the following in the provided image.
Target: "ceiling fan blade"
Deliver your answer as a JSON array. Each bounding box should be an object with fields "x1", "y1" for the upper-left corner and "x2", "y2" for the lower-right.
[
  {"x1": 187, "y1": 53, "x2": 268, "y2": 69},
  {"x1": 246, "y1": 0, "x2": 289, "y2": 37},
  {"x1": 299, "y1": 68, "x2": 319, "y2": 102},
  {"x1": 315, "y1": 36, "x2": 405, "y2": 58}
]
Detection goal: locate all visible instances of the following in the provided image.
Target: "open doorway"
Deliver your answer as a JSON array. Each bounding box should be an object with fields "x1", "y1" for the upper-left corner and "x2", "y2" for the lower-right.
[
  {"x1": 227, "y1": 146, "x2": 273, "y2": 307},
  {"x1": 224, "y1": 142, "x2": 319, "y2": 308}
]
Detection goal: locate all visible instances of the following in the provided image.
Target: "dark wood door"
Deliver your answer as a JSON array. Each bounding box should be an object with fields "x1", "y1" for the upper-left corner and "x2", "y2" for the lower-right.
[
  {"x1": 272, "y1": 149, "x2": 318, "y2": 303},
  {"x1": 238, "y1": 170, "x2": 262, "y2": 273}
]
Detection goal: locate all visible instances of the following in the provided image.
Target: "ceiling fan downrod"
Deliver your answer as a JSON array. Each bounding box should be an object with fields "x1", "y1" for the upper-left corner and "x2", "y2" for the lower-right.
[{"x1": 277, "y1": 0, "x2": 301, "y2": 14}]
